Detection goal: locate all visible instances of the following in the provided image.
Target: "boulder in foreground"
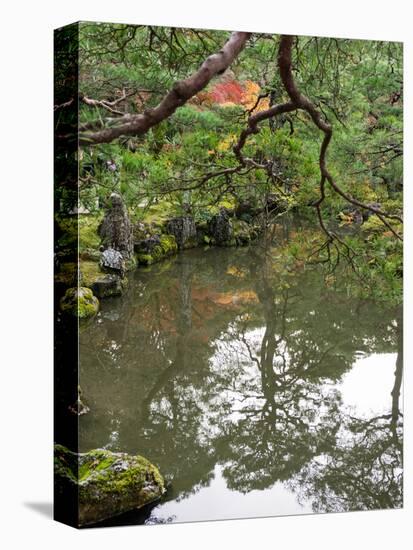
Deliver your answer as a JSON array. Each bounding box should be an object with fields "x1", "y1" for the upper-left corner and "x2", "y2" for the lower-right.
[
  {"x1": 59, "y1": 287, "x2": 99, "y2": 319},
  {"x1": 54, "y1": 445, "x2": 165, "y2": 526}
]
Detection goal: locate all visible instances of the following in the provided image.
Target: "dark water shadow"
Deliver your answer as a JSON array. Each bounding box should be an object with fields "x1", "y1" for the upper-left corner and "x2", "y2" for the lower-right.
[{"x1": 24, "y1": 502, "x2": 53, "y2": 519}]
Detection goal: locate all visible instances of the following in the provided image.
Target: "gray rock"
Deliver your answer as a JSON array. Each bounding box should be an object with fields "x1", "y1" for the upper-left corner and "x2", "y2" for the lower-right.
[
  {"x1": 90, "y1": 272, "x2": 127, "y2": 298},
  {"x1": 100, "y1": 247, "x2": 125, "y2": 273},
  {"x1": 166, "y1": 216, "x2": 197, "y2": 248},
  {"x1": 99, "y1": 193, "x2": 134, "y2": 258},
  {"x1": 135, "y1": 234, "x2": 161, "y2": 254},
  {"x1": 208, "y1": 208, "x2": 233, "y2": 245}
]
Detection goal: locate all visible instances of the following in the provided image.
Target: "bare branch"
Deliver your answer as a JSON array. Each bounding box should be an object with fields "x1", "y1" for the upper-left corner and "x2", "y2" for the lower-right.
[
  {"x1": 80, "y1": 94, "x2": 126, "y2": 116},
  {"x1": 54, "y1": 98, "x2": 74, "y2": 111}
]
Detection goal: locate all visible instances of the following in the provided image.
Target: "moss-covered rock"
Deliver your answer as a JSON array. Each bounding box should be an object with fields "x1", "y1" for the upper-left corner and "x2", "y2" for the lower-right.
[
  {"x1": 99, "y1": 193, "x2": 134, "y2": 259},
  {"x1": 79, "y1": 260, "x2": 127, "y2": 298},
  {"x1": 54, "y1": 445, "x2": 165, "y2": 526},
  {"x1": 208, "y1": 209, "x2": 233, "y2": 245},
  {"x1": 55, "y1": 213, "x2": 101, "y2": 267},
  {"x1": 60, "y1": 287, "x2": 99, "y2": 319},
  {"x1": 158, "y1": 234, "x2": 178, "y2": 256},
  {"x1": 137, "y1": 234, "x2": 178, "y2": 265},
  {"x1": 79, "y1": 261, "x2": 101, "y2": 286},
  {"x1": 91, "y1": 274, "x2": 128, "y2": 298},
  {"x1": 136, "y1": 253, "x2": 154, "y2": 266},
  {"x1": 166, "y1": 216, "x2": 197, "y2": 249},
  {"x1": 133, "y1": 221, "x2": 156, "y2": 243}
]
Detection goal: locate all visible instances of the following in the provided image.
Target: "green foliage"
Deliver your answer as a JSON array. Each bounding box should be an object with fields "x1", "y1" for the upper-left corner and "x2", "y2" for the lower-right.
[
  {"x1": 353, "y1": 230, "x2": 402, "y2": 304},
  {"x1": 76, "y1": 25, "x2": 402, "y2": 305},
  {"x1": 79, "y1": 215, "x2": 102, "y2": 252}
]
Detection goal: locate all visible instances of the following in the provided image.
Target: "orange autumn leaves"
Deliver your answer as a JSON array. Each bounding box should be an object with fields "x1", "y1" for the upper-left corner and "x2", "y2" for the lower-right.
[
  {"x1": 195, "y1": 79, "x2": 270, "y2": 155},
  {"x1": 242, "y1": 80, "x2": 271, "y2": 112},
  {"x1": 196, "y1": 79, "x2": 270, "y2": 112}
]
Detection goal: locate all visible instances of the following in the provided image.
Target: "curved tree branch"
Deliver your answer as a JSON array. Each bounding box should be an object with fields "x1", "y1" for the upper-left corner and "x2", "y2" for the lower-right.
[
  {"x1": 233, "y1": 35, "x2": 402, "y2": 246},
  {"x1": 277, "y1": 35, "x2": 402, "y2": 240},
  {"x1": 233, "y1": 101, "x2": 296, "y2": 165},
  {"x1": 79, "y1": 31, "x2": 251, "y2": 145}
]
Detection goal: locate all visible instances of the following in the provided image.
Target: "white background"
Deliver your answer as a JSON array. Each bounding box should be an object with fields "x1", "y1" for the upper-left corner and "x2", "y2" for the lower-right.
[{"x1": 0, "y1": 0, "x2": 411, "y2": 548}]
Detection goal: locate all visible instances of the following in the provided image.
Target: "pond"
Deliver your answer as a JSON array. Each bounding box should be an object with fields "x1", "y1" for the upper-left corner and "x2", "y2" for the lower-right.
[{"x1": 79, "y1": 226, "x2": 403, "y2": 525}]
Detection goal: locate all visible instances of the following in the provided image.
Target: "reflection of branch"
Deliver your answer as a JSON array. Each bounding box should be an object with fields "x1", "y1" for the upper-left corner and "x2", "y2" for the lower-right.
[
  {"x1": 238, "y1": 327, "x2": 261, "y2": 369},
  {"x1": 391, "y1": 315, "x2": 403, "y2": 442},
  {"x1": 140, "y1": 346, "x2": 183, "y2": 422}
]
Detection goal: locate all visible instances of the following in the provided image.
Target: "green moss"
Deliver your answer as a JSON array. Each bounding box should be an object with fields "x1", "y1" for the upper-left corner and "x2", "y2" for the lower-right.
[
  {"x1": 77, "y1": 260, "x2": 128, "y2": 298},
  {"x1": 362, "y1": 215, "x2": 386, "y2": 234},
  {"x1": 79, "y1": 260, "x2": 102, "y2": 287},
  {"x1": 55, "y1": 214, "x2": 102, "y2": 253},
  {"x1": 78, "y1": 451, "x2": 117, "y2": 481},
  {"x1": 217, "y1": 198, "x2": 236, "y2": 211},
  {"x1": 79, "y1": 215, "x2": 102, "y2": 252},
  {"x1": 137, "y1": 234, "x2": 178, "y2": 266},
  {"x1": 160, "y1": 234, "x2": 178, "y2": 254},
  {"x1": 135, "y1": 200, "x2": 175, "y2": 226},
  {"x1": 133, "y1": 221, "x2": 156, "y2": 242},
  {"x1": 80, "y1": 249, "x2": 101, "y2": 262},
  {"x1": 124, "y1": 256, "x2": 137, "y2": 271},
  {"x1": 226, "y1": 238, "x2": 238, "y2": 247},
  {"x1": 55, "y1": 216, "x2": 78, "y2": 249},
  {"x1": 60, "y1": 287, "x2": 99, "y2": 319},
  {"x1": 54, "y1": 445, "x2": 165, "y2": 526},
  {"x1": 78, "y1": 301, "x2": 98, "y2": 319},
  {"x1": 137, "y1": 253, "x2": 154, "y2": 265}
]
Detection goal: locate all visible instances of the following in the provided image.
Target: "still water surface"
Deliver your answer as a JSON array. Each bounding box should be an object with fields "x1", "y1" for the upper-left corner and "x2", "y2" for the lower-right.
[{"x1": 79, "y1": 235, "x2": 403, "y2": 524}]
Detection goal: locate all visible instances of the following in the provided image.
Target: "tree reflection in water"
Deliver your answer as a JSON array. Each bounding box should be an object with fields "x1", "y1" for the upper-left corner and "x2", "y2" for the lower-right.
[
  {"x1": 79, "y1": 238, "x2": 403, "y2": 522},
  {"x1": 288, "y1": 308, "x2": 403, "y2": 512}
]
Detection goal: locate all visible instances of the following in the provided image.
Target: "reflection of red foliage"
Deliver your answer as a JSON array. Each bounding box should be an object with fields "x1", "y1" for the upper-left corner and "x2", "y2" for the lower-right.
[
  {"x1": 208, "y1": 80, "x2": 244, "y2": 104},
  {"x1": 135, "y1": 282, "x2": 257, "y2": 343}
]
